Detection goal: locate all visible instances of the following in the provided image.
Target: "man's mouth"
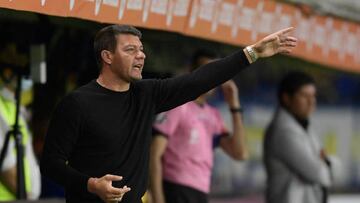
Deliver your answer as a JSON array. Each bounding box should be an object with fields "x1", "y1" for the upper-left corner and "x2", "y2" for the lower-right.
[{"x1": 133, "y1": 64, "x2": 143, "y2": 71}]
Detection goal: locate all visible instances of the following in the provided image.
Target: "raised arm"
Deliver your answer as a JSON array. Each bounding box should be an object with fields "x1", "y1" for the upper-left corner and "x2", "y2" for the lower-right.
[
  {"x1": 154, "y1": 28, "x2": 297, "y2": 113},
  {"x1": 219, "y1": 80, "x2": 248, "y2": 160}
]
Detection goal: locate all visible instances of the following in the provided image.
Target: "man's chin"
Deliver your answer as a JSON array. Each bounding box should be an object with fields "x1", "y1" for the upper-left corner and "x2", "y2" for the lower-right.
[{"x1": 130, "y1": 75, "x2": 142, "y2": 81}]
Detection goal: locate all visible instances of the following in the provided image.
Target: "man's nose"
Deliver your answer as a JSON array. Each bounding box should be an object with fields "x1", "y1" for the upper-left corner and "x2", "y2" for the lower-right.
[{"x1": 136, "y1": 50, "x2": 146, "y2": 59}]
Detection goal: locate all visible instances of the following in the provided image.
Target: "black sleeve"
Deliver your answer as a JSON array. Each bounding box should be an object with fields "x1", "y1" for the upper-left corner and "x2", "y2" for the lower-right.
[
  {"x1": 153, "y1": 50, "x2": 249, "y2": 113},
  {"x1": 40, "y1": 94, "x2": 89, "y2": 194}
]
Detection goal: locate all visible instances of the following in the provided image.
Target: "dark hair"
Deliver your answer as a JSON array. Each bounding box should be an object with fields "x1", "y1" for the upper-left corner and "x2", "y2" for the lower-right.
[
  {"x1": 278, "y1": 71, "x2": 315, "y2": 106},
  {"x1": 190, "y1": 49, "x2": 218, "y2": 72},
  {"x1": 94, "y1": 25, "x2": 142, "y2": 70}
]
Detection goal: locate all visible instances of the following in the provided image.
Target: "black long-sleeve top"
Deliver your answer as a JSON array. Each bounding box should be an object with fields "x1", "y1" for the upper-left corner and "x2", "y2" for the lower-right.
[{"x1": 40, "y1": 50, "x2": 250, "y2": 202}]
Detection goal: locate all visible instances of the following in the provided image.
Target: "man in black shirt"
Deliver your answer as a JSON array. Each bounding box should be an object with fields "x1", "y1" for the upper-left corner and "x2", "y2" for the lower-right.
[{"x1": 40, "y1": 25, "x2": 297, "y2": 203}]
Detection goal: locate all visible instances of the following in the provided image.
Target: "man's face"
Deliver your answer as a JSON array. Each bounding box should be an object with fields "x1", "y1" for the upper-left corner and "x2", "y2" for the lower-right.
[
  {"x1": 284, "y1": 84, "x2": 317, "y2": 119},
  {"x1": 109, "y1": 34, "x2": 146, "y2": 82},
  {"x1": 1, "y1": 68, "x2": 17, "y2": 91}
]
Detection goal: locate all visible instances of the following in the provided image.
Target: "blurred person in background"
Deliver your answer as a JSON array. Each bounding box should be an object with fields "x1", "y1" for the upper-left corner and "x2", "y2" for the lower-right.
[
  {"x1": 149, "y1": 50, "x2": 248, "y2": 203},
  {"x1": 40, "y1": 24, "x2": 297, "y2": 203},
  {"x1": 0, "y1": 67, "x2": 41, "y2": 200},
  {"x1": 264, "y1": 71, "x2": 333, "y2": 203}
]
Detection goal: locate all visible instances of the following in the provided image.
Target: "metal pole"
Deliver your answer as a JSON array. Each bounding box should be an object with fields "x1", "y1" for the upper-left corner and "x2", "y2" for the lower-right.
[{"x1": 14, "y1": 73, "x2": 27, "y2": 199}]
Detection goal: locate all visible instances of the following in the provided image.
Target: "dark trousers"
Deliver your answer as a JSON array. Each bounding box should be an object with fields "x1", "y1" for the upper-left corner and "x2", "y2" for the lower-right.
[{"x1": 163, "y1": 180, "x2": 208, "y2": 203}]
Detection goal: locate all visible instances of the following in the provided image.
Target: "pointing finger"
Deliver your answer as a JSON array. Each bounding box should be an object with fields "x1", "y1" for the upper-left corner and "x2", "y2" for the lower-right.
[
  {"x1": 262, "y1": 35, "x2": 278, "y2": 44},
  {"x1": 277, "y1": 27, "x2": 294, "y2": 35}
]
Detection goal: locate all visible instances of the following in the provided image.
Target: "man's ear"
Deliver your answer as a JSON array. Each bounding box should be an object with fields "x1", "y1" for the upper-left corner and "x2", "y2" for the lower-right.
[
  {"x1": 281, "y1": 93, "x2": 291, "y2": 108},
  {"x1": 101, "y1": 50, "x2": 113, "y2": 65}
]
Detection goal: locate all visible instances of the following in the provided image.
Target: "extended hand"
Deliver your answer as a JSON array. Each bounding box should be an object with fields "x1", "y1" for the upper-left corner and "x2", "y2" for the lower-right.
[
  {"x1": 88, "y1": 174, "x2": 131, "y2": 203},
  {"x1": 252, "y1": 27, "x2": 297, "y2": 58}
]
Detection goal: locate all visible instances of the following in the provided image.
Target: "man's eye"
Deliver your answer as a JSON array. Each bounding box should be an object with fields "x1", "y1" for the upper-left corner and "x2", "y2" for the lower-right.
[{"x1": 126, "y1": 48, "x2": 135, "y2": 52}]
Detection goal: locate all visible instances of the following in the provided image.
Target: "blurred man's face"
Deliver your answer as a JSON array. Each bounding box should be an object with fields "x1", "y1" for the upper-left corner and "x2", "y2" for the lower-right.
[
  {"x1": 283, "y1": 84, "x2": 316, "y2": 119},
  {"x1": 1, "y1": 68, "x2": 17, "y2": 91},
  {"x1": 197, "y1": 56, "x2": 213, "y2": 67}
]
